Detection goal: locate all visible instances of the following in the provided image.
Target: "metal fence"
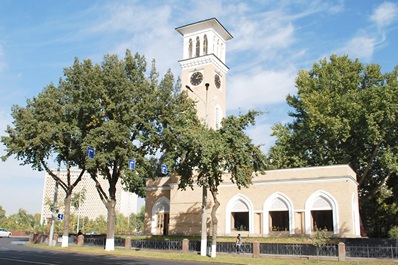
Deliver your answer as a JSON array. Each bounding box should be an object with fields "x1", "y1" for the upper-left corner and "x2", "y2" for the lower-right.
[
  {"x1": 188, "y1": 240, "x2": 200, "y2": 252},
  {"x1": 78, "y1": 237, "x2": 398, "y2": 261},
  {"x1": 131, "y1": 239, "x2": 182, "y2": 250},
  {"x1": 215, "y1": 242, "x2": 253, "y2": 254},
  {"x1": 259, "y1": 243, "x2": 337, "y2": 257},
  {"x1": 115, "y1": 238, "x2": 125, "y2": 247},
  {"x1": 346, "y1": 245, "x2": 398, "y2": 259},
  {"x1": 84, "y1": 236, "x2": 105, "y2": 247}
]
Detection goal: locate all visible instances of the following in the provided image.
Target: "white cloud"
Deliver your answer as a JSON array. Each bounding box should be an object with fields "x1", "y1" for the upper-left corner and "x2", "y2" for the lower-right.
[
  {"x1": 228, "y1": 11, "x2": 296, "y2": 58},
  {"x1": 370, "y1": 2, "x2": 398, "y2": 29},
  {"x1": 78, "y1": 2, "x2": 182, "y2": 76},
  {"x1": 336, "y1": 2, "x2": 398, "y2": 64},
  {"x1": 246, "y1": 121, "x2": 274, "y2": 154},
  {"x1": 338, "y1": 34, "x2": 375, "y2": 62},
  {"x1": 91, "y1": 3, "x2": 172, "y2": 34},
  {"x1": 227, "y1": 67, "x2": 297, "y2": 112}
]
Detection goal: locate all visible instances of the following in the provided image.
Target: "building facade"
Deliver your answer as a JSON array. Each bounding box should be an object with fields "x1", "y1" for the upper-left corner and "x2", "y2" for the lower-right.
[
  {"x1": 41, "y1": 168, "x2": 138, "y2": 225},
  {"x1": 145, "y1": 165, "x2": 361, "y2": 238},
  {"x1": 144, "y1": 18, "x2": 362, "y2": 239}
]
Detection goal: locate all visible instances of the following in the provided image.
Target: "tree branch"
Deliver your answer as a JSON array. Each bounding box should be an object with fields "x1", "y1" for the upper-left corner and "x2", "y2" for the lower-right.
[{"x1": 358, "y1": 143, "x2": 380, "y2": 187}]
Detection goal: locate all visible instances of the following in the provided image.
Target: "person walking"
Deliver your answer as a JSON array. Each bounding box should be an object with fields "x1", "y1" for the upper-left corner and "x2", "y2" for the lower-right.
[{"x1": 236, "y1": 234, "x2": 243, "y2": 254}]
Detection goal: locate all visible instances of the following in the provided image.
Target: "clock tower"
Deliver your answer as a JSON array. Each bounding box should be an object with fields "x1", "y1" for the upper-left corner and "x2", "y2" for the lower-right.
[{"x1": 176, "y1": 18, "x2": 233, "y2": 129}]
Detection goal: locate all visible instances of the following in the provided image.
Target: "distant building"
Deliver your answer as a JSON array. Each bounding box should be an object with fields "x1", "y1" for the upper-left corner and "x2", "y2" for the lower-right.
[{"x1": 40, "y1": 168, "x2": 138, "y2": 224}]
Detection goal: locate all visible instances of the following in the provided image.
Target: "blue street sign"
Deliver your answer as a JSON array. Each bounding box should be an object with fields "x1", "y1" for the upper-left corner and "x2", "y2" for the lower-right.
[
  {"x1": 161, "y1": 164, "x2": 167, "y2": 175},
  {"x1": 128, "y1": 159, "x2": 136, "y2": 170},
  {"x1": 57, "y1": 213, "x2": 64, "y2": 221},
  {"x1": 86, "y1": 146, "x2": 95, "y2": 159}
]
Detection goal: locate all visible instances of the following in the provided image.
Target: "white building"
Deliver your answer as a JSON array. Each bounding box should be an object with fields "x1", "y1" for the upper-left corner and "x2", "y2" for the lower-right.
[{"x1": 41, "y1": 167, "x2": 139, "y2": 224}]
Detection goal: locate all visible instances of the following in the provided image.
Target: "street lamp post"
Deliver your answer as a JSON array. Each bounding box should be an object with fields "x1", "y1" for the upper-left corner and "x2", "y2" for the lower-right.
[
  {"x1": 49, "y1": 164, "x2": 60, "y2": 246},
  {"x1": 186, "y1": 83, "x2": 209, "y2": 257}
]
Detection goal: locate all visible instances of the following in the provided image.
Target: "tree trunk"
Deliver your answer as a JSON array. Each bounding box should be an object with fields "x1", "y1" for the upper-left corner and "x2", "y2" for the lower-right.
[
  {"x1": 61, "y1": 193, "x2": 72, "y2": 247},
  {"x1": 209, "y1": 187, "x2": 220, "y2": 258},
  {"x1": 91, "y1": 167, "x2": 118, "y2": 251},
  {"x1": 104, "y1": 199, "x2": 116, "y2": 251}
]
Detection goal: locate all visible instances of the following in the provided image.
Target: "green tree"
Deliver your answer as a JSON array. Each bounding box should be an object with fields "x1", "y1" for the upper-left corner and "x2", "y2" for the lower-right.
[
  {"x1": 80, "y1": 51, "x2": 199, "y2": 250},
  {"x1": 115, "y1": 212, "x2": 128, "y2": 234},
  {"x1": 2, "y1": 49, "x2": 198, "y2": 250},
  {"x1": 126, "y1": 206, "x2": 145, "y2": 233},
  {"x1": 168, "y1": 110, "x2": 267, "y2": 257},
  {"x1": 71, "y1": 188, "x2": 86, "y2": 233},
  {"x1": 268, "y1": 54, "x2": 398, "y2": 237},
  {"x1": 1, "y1": 65, "x2": 96, "y2": 246},
  {"x1": 0, "y1": 206, "x2": 6, "y2": 223},
  {"x1": 311, "y1": 227, "x2": 330, "y2": 260},
  {"x1": 91, "y1": 215, "x2": 107, "y2": 234},
  {"x1": 3, "y1": 209, "x2": 35, "y2": 232},
  {"x1": 135, "y1": 206, "x2": 145, "y2": 232},
  {"x1": 32, "y1": 213, "x2": 44, "y2": 233}
]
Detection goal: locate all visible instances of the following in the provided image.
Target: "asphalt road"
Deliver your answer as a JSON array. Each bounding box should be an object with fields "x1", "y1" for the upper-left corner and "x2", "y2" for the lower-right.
[{"x1": 0, "y1": 237, "x2": 218, "y2": 265}]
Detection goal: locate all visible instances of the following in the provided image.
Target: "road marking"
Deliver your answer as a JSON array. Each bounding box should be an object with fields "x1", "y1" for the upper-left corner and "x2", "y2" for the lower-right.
[
  {"x1": 0, "y1": 257, "x2": 57, "y2": 265},
  {"x1": 11, "y1": 241, "x2": 28, "y2": 245}
]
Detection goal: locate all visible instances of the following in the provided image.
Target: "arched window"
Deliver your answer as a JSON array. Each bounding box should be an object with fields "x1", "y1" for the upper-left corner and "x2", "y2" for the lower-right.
[
  {"x1": 203, "y1": 35, "x2": 208, "y2": 55},
  {"x1": 216, "y1": 39, "x2": 220, "y2": 58},
  {"x1": 225, "y1": 194, "x2": 254, "y2": 234},
  {"x1": 188, "y1": 39, "x2": 193, "y2": 58},
  {"x1": 195, "y1": 36, "x2": 200, "y2": 57},
  {"x1": 305, "y1": 191, "x2": 339, "y2": 235},
  {"x1": 263, "y1": 193, "x2": 294, "y2": 235},
  {"x1": 213, "y1": 36, "x2": 216, "y2": 54}
]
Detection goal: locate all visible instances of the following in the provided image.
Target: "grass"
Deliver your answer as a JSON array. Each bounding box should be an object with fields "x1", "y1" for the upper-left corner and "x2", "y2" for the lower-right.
[{"x1": 28, "y1": 243, "x2": 397, "y2": 265}]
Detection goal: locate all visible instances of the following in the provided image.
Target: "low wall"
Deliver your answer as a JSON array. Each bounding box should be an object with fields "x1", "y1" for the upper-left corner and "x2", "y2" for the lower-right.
[{"x1": 10, "y1": 231, "x2": 27, "y2": 236}]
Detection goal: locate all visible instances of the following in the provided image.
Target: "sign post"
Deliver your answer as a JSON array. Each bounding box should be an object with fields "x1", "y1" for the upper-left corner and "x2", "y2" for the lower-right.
[
  {"x1": 86, "y1": 146, "x2": 95, "y2": 159},
  {"x1": 128, "y1": 159, "x2": 136, "y2": 170},
  {"x1": 57, "y1": 213, "x2": 64, "y2": 221},
  {"x1": 161, "y1": 164, "x2": 167, "y2": 175}
]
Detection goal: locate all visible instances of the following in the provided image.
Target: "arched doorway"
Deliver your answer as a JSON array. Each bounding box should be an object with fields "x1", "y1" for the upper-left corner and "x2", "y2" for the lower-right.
[{"x1": 151, "y1": 196, "x2": 170, "y2": 235}]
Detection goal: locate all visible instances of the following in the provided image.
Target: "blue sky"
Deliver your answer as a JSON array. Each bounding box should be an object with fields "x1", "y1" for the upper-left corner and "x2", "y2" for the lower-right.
[{"x1": 0, "y1": 0, "x2": 397, "y2": 215}]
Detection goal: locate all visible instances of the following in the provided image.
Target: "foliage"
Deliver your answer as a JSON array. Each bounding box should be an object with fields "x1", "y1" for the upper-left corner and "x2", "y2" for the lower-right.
[
  {"x1": 1, "y1": 57, "x2": 95, "y2": 244},
  {"x1": 0, "y1": 206, "x2": 6, "y2": 223},
  {"x1": 2, "y1": 209, "x2": 37, "y2": 232},
  {"x1": 2, "y1": 48, "x2": 198, "y2": 250},
  {"x1": 171, "y1": 110, "x2": 267, "y2": 192},
  {"x1": 268, "y1": 54, "x2": 398, "y2": 237},
  {"x1": 166, "y1": 110, "x2": 267, "y2": 256},
  {"x1": 311, "y1": 227, "x2": 330, "y2": 258},
  {"x1": 361, "y1": 185, "x2": 398, "y2": 237},
  {"x1": 388, "y1": 226, "x2": 398, "y2": 239},
  {"x1": 52, "y1": 50, "x2": 200, "y2": 250},
  {"x1": 0, "y1": 204, "x2": 145, "y2": 236},
  {"x1": 71, "y1": 189, "x2": 86, "y2": 210}
]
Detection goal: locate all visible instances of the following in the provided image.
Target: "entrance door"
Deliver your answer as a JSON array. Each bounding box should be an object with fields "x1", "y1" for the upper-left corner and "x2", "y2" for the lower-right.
[{"x1": 156, "y1": 213, "x2": 169, "y2": 235}]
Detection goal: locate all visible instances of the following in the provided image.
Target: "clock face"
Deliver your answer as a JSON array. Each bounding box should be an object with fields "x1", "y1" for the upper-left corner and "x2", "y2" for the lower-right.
[
  {"x1": 214, "y1": 74, "x2": 221, "y2": 88},
  {"x1": 190, "y1": 72, "x2": 203, "y2": 86}
]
